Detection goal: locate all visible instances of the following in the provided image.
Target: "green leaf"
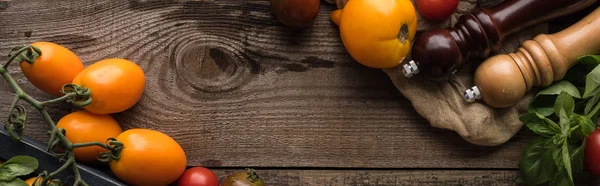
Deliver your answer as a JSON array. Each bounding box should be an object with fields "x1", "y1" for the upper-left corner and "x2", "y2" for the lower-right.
[
  {"x1": 569, "y1": 142, "x2": 585, "y2": 179},
  {"x1": 538, "y1": 80, "x2": 582, "y2": 99},
  {"x1": 548, "y1": 170, "x2": 573, "y2": 186},
  {"x1": 583, "y1": 56, "x2": 600, "y2": 98},
  {"x1": 555, "y1": 92, "x2": 575, "y2": 117},
  {"x1": 561, "y1": 141, "x2": 573, "y2": 183},
  {"x1": 0, "y1": 156, "x2": 38, "y2": 181},
  {"x1": 585, "y1": 94, "x2": 600, "y2": 115},
  {"x1": 529, "y1": 81, "x2": 581, "y2": 117},
  {"x1": 570, "y1": 114, "x2": 595, "y2": 136},
  {"x1": 520, "y1": 112, "x2": 560, "y2": 137},
  {"x1": 586, "y1": 96, "x2": 600, "y2": 118},
  {"x1": 552, "y1": 141, "x2": 564, "y2": 170},
  {"x1": 0, "y1": 178, "x2": 29, "y2": 186},
  {"x1": 518, "y1": 138, "x2": 557, "y2": 185}
]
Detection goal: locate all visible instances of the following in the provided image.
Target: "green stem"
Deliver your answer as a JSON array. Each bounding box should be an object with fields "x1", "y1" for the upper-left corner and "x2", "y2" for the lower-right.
[
  {"x1": 569, "y1": 125, "x2": 581, "y2": 134},
  {"x1": 72, "y1": 141, "x2": 111, "y2": 150},
  {"x1": 44, "y1": 153, "x2": 74, "y2": 180},
  {"x1": 38, "y1": 108, "x2": 72, "y2": 148},
  {"x1": 2, "y1": 46, "x2": 29, "y2": 69},
  {"x1": 40, "y1": 92, "x2": 77, "y2": 107},
  {"x1": 72, "y1": 159, "x2": 88, "y2": 186}
]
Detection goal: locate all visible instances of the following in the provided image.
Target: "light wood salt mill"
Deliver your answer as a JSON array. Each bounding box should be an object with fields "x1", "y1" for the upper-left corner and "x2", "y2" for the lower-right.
[{"x1": 464, "y1": 7, "x2": 600, "y2": 108}]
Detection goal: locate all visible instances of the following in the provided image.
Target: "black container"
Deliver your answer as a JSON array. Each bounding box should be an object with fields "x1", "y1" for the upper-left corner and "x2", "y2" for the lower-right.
[{"x1": 0, "y1": 126, "x2": 126, "y2": 186}]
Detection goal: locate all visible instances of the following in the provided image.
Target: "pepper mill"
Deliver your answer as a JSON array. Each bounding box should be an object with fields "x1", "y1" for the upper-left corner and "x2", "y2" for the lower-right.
[
  {"x1": 464, "y1": 7, "x2": 600, "y2": 108},
  {"x1": 401, "y1": 0, "x2": 597, "y2": 80}
]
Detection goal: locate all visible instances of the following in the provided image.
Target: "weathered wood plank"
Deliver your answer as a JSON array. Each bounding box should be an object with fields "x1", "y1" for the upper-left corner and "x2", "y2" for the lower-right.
[
  {"x1": 0, "y1": 0, "x2": 534, "y2": 168},
  {"x1": 211, "y1": 168, "x2": 600, "y2": 186},
  {"x1": 209, "y1": 169, "x2": 533, "y2": 186}
]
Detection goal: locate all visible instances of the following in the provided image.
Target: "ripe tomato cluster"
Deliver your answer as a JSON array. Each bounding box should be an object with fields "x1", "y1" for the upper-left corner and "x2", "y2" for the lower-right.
[
  {"x1": 17, "y1": 42, "x2": 267, "y2": 186},
  {"x1": 19, "y1": 42, "x2": 187, "y2": 186}
]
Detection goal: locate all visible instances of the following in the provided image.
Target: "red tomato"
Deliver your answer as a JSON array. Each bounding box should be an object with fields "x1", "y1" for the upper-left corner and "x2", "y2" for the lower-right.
[
  {"x1": 416, "y1": 0, "x2": 459, "y2": 22},
  {"x1": 586, "y1": 128, "x2": 600, "y2": 176},
  {"x1": 177, "y1": 167, "x2": 219, "y2": 186}
]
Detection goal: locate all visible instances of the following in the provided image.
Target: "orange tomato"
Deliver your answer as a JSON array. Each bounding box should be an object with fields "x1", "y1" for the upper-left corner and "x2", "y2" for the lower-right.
[
  {"x1": 109, "y1": 129, "x2": 187, "y2": 186},
  {"x1": 24, "y1": 177, "x2": 38, "y2": 186},
  {"x1": 330, "y1": 0, "x2": 418, "y2": 68},
  {"x1": 20, "y1": 42, "x2": 84, "y2": 96},
  {"x1": 56, "y1": 110, "x2": 122, "y2": 162},
  {"x1": 72, "y1": 58, "x2": 145, "y2": 114},
  {"x1": 24, "y1": 177, "x2": 57, "y2": 186}
]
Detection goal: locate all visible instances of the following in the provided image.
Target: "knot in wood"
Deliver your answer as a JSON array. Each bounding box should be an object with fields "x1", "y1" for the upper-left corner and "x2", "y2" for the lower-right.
[{"x1": 174, "y1": 40, "x2": 252, "y2": 93}]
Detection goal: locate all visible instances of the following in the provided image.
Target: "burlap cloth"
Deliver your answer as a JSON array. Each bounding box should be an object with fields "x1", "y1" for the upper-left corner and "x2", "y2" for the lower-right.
[{"x1": 326, "y1": 0, "x2": 545, "y2": 146}]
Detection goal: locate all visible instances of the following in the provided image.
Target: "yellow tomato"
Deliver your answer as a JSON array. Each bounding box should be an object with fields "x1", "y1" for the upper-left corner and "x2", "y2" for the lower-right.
[
  {"x1": 72, "y1": 58, "x2": 145, "y2": 114},
  {"x1": 20, "y1": 42, "x2": 84, "y2": 96},
  {"x1": 331, "y1": 0, "x2": 417, "y2": 68},
  {"x1": 109, "y1": 129, "x2": 187, "y2": 186},
  {"x1": 56, "y1": 110, "x2": 122, "y2": 162}
]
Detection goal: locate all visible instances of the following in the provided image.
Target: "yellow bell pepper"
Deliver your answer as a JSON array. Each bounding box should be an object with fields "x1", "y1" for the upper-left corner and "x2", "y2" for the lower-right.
[{"x1": 331, "y1": 0, "x2": 418, "y2": 69}]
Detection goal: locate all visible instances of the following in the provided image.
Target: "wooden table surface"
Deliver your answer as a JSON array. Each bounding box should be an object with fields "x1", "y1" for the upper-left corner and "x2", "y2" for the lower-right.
[{"x1": 0, "y1": 0, "x2": 598, "y2": 185}]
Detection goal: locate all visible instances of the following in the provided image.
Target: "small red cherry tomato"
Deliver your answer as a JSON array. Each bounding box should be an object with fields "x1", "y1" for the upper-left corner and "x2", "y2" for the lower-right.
[
  {"x1": 416, "y1": 0, "x2": 459, "y2": 22},
  {"x1": 586, "y1": 128, "x2": 600, "y2": 176},
  {"x1": 177, "y1": 167, "x2": 219, "y2": 186}
]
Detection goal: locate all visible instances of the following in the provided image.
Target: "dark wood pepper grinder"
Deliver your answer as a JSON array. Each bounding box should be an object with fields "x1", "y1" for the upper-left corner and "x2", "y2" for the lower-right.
[
  {"x1": 401, "y1": 0, "x2": 597, "y2": 79},
  {"x1": 464, "y1": 7, "x2": 600, "y2": 108}
]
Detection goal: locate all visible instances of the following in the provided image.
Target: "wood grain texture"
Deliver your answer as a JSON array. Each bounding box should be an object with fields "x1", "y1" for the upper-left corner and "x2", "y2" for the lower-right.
[
  {"x1": 211, "y1": 169, "x2": 523, "y2": 186},
  {"x1": 0, "y1": 0, "x2": 534, "y2": 168}
]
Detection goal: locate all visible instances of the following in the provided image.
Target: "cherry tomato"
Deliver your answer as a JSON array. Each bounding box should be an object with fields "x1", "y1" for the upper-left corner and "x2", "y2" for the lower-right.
[
  {"x1": 585, "y1": 128, "x2": 600, "y2": 176},
  {"x1": 416, "y1": 0, "x2": 459, "y2": 22},
  {"x1": 109, "y1": 129, "x2": 187, "y2": 186},
  {"x1": 72, "y1": 58, "x2": 145, "y2": 114},
  {"x1": 221, "y1": 169, "x2": 265, "y2": 186},
  {"x1": 56, "y1": 110, "x2": 122, "y2": 162},
  {"x1": 270, "y1": 0, "x2": 320, "y2": 28},
  {"x1": 178, "y1": 167, "x2": 219, "y2": 186},
  {"x1": 20, "y1": 42, "x2": 84, "y2": 96}
]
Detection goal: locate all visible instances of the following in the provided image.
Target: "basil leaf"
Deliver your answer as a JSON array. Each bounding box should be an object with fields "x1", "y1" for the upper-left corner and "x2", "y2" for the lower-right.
[
  {"x1": 586, "y1": 96, "x2": 600, "y2": 118},
  {"x1": 0, "y1": 178, "x2": 28, "y2": 186},
  {"x1": 520, "y1": 112, "x2": 560, "y2": 137},
  {"x1": 538, "y1": 80, "x2": 582, "y2": 99},
  {"x1": 585, "y1": 94, "x2": 600, "y2": 115},
  {"x1": 548, "y1": 170, "x2": 573, "y2": 186},
  {"x1": 552, "y1": 142, "x2": 564, "y2": 170},
  {"x1": 569, "y1": 142, "x2": 585, "y2": 179},
  {"x1": 530, "y1": 81, "x2": 580, "y2": 117},
  {"x1": 555, "y1": 92, "x2": 575, "y2": 117},
  {"x1": 583, "y1": 56, "x2": 600, "y2": 98},
  {"x1": 518, "y1": 138, "x2": 556, "y2": 185},
  {"x1": 561, "y1": 141, "x2": 573, "y2": 183},
  {"x1": 0, "y1": 156, "x2": 38, "y2": 181},
  {"x1": 571, "y1": 114, "x2": 595, "y2": 136}
]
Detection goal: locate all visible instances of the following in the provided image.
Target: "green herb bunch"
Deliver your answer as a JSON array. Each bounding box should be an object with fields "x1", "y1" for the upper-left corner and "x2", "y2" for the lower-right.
[{"x1": 518, "y1": 55, "x2": 600, "y2": 186}]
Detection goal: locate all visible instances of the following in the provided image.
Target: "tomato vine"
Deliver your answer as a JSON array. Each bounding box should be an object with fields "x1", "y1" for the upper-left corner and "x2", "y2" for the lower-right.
[{"x1": 0, "y1": 45, "x2": 123, "y2": 186}]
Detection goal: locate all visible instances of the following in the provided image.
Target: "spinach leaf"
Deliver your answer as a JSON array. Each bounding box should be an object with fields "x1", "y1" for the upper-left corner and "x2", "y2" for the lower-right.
[
  {"x1": 583, "y1": 55, "x2": 600, "y2": 98},
  {"x1": 520, "y1": 112, "x2": 560, "y2": 137},
  {"x1": 0, "y1": 156, "x2": 38, "y2": 181},
  {"x1": 0, "y1": 178, "x2": 28, "y2": 186},
  {"x1": 518, "y1": 138, "x2": 556, "y2": 185}
]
